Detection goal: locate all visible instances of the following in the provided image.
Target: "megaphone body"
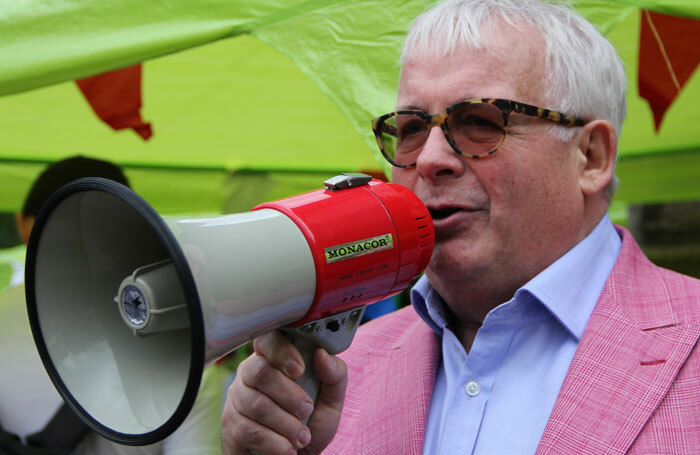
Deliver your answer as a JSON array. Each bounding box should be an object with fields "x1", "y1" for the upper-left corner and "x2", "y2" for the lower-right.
[{"x1": 25, "y1": 173, "x2": 434, "y2": 445}]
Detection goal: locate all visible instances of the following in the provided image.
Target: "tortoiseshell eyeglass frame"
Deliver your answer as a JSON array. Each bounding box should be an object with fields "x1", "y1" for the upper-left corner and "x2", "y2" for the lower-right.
[{"x1": 371, "y1": 98, "x2": 590, "y2": 168}]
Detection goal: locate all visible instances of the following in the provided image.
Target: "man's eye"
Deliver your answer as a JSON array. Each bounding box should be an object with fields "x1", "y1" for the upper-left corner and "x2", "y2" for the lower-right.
[
  {"x1": 460, "y1": 115, "x2": 500, "y2": 129},
  {"x1": 399, "y1": 120, "x2": 426, "y2": 137}
]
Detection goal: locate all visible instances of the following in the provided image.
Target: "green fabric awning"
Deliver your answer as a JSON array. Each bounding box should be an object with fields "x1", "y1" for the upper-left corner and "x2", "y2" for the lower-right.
[{"x1": 0, "y1": 0, "x2": 698, "y2": 214}]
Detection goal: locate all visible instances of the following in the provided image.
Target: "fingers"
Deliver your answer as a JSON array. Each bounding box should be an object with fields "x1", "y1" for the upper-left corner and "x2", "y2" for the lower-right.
[
  {"x1": 222, "y1": 410, "x2": 299, "y2": 455},
  {"x1": 254, "y1": 331, "x2": 305, "y2": 379},
  {"x1": 221, "y1": 332, "x2": 349, "y2": 455},
  {"x1": 222, "y1": 333, "x2": 313, "y2": 455},
  {"x1": 238, "y1": 354, "x2": 315, "y2": 423},
  {"x1": 223, "y1": 357, "x2": 313, "y2": 454}
]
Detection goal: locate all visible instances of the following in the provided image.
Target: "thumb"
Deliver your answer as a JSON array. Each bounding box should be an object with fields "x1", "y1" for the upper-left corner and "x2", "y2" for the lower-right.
[{"x1": 302, "y1": 349, "x2": 347, "y2": 454}]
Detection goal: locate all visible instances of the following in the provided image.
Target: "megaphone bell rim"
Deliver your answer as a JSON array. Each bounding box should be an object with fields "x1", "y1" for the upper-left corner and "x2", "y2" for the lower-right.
[{"x1": 25, "y1": 177, "x2": 206, "y2": 446}]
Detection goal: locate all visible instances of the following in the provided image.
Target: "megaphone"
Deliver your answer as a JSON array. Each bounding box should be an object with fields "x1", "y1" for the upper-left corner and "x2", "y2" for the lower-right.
[{"x1": 25, "y1": 173, "x2": 433, "y2": 446}]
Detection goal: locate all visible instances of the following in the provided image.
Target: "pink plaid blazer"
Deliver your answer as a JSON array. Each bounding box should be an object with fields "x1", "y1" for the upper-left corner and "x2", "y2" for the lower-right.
[{"x1": 328, "y1": 227, "x2": 700, "y2": 454}]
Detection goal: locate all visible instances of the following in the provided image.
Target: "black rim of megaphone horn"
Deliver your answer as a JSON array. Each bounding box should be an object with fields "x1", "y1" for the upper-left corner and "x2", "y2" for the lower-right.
[{"x1": 25, "y1": 177, "x2": 205, "y2": 446}]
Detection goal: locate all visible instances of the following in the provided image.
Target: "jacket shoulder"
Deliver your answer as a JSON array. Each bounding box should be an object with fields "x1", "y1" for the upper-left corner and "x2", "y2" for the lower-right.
[
  {"x1": 611, "y1": 226, "x2": 700, "y2": 327},
  {"x1": 654, "y1": 265, "x2": 700, "y2": 322}
]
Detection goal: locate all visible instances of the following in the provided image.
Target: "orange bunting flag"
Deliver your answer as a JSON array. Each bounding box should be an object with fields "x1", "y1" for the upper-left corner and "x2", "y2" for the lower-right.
[
  {"x1": 639, "y1": 10, "x2": 700, "y2": 132},
  {"x1": 76, "y1": 64, "x2": 153, "y2": 140}
]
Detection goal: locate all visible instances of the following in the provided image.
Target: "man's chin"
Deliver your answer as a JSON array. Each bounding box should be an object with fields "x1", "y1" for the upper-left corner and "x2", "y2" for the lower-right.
[{"x1": 427, "y1": 247, "x2": 490, "y2": 283}]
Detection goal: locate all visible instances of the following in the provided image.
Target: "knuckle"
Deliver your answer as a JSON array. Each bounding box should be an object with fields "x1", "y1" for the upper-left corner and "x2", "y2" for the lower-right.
[
  {"x1": 252, "y1": 331, "x2": 281, "y2": 355},
  {"x1": 239, "y1": 355, "x2": 274, "y2": 389},
  {"x1": 232, "y1": 418, "x2": 260, "y2": 446},
  {"x1": 249, "y1": 356, "x2": 274, "y2": 385},
  {"x1": 252, "y1": 337, "x2": 264, "y2": 354},
  {"x1": 233, "y1": 356, "x2": 255, "y2": 382},
  {"x1": 337, "y1": 357, "x2": 348, "y2": 380},
  {"x1": 247, "y1": 424, "x2": 266, "y2": 447},
  {"x1": 226, "y1": 378, "x2": 247, "y2": 409},
  {"x1": 221, "y1": 426, "x2": 239, "y2": 453},
  {"x1": 221, "y1": 402, "x2": 235, "y2": 428},
  {"x1": 334, "y1": 355, "x2": 347, "y2": 373},
  {"x1": 222, "y1": 396, "x2": 295, "y2": 455},
  {"x1": 248, "y1": 391, "x2": 274, "y2": 419},
  {"x1": 222, "y1": 387, "x2": 245, "y2": 425},
  {"x1": 237, "y1": 352, "x2": 260, "y2": 372},
  {"x1": 222, "y1": 417, "x2": 247, "y2": 449},
  {"x1": 226, "y1": 374, "x2": 244, "y2": 398}
]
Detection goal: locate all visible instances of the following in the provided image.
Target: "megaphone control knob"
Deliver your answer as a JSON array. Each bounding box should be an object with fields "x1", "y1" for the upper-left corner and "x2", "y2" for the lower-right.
[{"x1": 323, "y1": 173, "x2": 372, "y2": 190}]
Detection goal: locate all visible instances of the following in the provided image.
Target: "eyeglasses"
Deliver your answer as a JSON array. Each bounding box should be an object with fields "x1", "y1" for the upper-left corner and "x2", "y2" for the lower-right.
[{"x1": 371, "y1": 98, "x2": 590, "y2": 168}]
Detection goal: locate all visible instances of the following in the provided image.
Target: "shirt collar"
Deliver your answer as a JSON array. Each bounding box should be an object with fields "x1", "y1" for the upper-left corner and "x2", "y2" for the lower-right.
[
  {"x1": 412, "y1": 215, "x2": 622, "y2": 340},
  {"x1": 411, "y1": 275, "x2": 446, "y2": 335}
]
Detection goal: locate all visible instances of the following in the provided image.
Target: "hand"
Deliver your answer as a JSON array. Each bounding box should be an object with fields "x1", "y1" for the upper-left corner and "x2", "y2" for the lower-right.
[{"x1": 222, "y1": 331, "x2": 348, "y2": 455}]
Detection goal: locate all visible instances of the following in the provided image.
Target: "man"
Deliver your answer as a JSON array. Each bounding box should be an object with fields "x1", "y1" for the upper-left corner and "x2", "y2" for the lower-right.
[
  {"x1": 0, "y1": 156, "x2": 224, "y2": 455},
  {"x1": 221, "y1": 1, "x2": 700, "y2": 454}
]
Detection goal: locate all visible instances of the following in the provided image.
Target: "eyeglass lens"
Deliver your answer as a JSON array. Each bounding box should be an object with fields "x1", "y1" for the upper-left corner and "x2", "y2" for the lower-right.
[{"x1": 379, "y1": 102, "x2": 505, "y2": 165}]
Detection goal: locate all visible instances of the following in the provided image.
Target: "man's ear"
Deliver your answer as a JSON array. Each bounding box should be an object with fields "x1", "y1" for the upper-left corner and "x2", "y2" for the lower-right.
[
  {"x1": 15, "y1": 212, "x2": 34, "y2": 245},
  {"x1": 576, "y1": 120, "x2": 617, "y2": 196}
]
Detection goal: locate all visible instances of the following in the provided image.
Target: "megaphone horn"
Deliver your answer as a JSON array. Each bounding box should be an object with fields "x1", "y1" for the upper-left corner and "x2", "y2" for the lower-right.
[{"x1": 25, "y1": 173, "x2": 434, "y2": 445}]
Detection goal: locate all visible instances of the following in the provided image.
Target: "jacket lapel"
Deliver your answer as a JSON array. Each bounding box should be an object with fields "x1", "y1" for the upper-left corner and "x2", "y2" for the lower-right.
[
  {"x1": 355, "y1": 310, "x2": 439, "y2": 455},
  {"x1": 537, "y1": 227, "x2": 700, "y2": 454}
]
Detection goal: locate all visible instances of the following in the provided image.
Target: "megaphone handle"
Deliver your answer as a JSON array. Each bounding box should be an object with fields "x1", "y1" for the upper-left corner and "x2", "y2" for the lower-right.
[
  {"x1": 289, "y1": 337, "x2": 321, "y2": 423},
  {"x1": 280, "y1": 306, "x2": 366, "y2": 425}
]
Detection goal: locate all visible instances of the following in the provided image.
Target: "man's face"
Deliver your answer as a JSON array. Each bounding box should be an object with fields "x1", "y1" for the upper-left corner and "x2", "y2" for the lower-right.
[{"x1": 393, "y1": 24, "x2": 588, "y2": 305}]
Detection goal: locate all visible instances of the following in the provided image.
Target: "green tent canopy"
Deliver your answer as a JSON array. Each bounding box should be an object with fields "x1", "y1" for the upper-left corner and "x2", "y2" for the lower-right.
[
  {"x1": 0, "y1": 0, "x2": 698, "y2": 214},
  {"x1": 0, "y1": 35, "x2": 382, "y2": 214}
]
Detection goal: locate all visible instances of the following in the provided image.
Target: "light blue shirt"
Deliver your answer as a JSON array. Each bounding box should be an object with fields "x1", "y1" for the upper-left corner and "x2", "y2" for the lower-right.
[{"x1": 414, "y1": 215, "x2": 622, "y2": 455}]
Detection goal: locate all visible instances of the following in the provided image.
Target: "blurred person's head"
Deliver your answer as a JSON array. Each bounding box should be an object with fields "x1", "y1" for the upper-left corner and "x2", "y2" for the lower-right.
[{"x1": 16, "y1": 156, "x2": 129, "y2": 244}]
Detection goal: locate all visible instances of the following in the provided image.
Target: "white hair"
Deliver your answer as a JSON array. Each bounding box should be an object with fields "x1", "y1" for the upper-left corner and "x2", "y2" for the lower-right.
[{"x1": 401, "y1": 0, "x2": 626, "y2": 197}]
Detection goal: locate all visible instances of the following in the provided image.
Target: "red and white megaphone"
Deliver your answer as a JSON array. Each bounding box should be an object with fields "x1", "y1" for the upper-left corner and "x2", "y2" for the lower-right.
[{"x1": 25, "y1": 173, "x2": 434, "y2": 445}]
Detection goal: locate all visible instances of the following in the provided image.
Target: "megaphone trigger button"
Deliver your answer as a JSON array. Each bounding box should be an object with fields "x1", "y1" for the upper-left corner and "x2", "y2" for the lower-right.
[{"x1": 325, "y1": 320, "x2": 340, "y2": 333}]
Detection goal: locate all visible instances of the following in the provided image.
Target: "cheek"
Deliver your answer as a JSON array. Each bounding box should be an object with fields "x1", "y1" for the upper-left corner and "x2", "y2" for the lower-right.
[
  {"x1": 473, "y1": 159, "x2": 523, "y2": 215},
  {"x1": 391, "y1": 168, "x2": 415, "y2": 189},
  {"x1": 480, "y1": 152, "x2": 573, "y2": 229},
  {"x1": 502, "y1": 156, "x2": 583, "y2": 239}
]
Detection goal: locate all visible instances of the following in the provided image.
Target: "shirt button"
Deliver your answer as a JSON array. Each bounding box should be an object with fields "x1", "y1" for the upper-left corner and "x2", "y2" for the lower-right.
[{"x1": 465, "y1": 381, "x2": 480, "y2": 397}]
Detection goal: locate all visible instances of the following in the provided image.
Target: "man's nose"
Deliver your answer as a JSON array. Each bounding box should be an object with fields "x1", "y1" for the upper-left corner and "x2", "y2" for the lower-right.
[{"x1": 415, "y1": 126, "x2": 464, "y2": 179}]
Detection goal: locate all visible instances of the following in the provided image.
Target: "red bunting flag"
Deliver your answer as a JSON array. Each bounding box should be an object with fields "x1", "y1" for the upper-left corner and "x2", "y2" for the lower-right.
[
  {"x1": 76, "y1": 64, "x2": 153, "y2": 140},
  {"x1": 638, "y1": 10, "x2": 700, "y2": 132}
]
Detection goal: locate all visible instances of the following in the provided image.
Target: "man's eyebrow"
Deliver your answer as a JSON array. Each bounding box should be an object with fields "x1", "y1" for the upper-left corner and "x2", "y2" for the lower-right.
[
  {"x1": 395, "y1": 104, "x2": 424, "y2": 110},
  {"x1": 396, "y1": 96, "x2": 479, "y2": 111}
]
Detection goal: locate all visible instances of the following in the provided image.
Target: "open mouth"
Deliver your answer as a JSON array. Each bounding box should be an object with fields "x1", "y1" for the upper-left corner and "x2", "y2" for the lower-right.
[{"x1": 429, "y1": 207, "x2": 460, "y2": 220}]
